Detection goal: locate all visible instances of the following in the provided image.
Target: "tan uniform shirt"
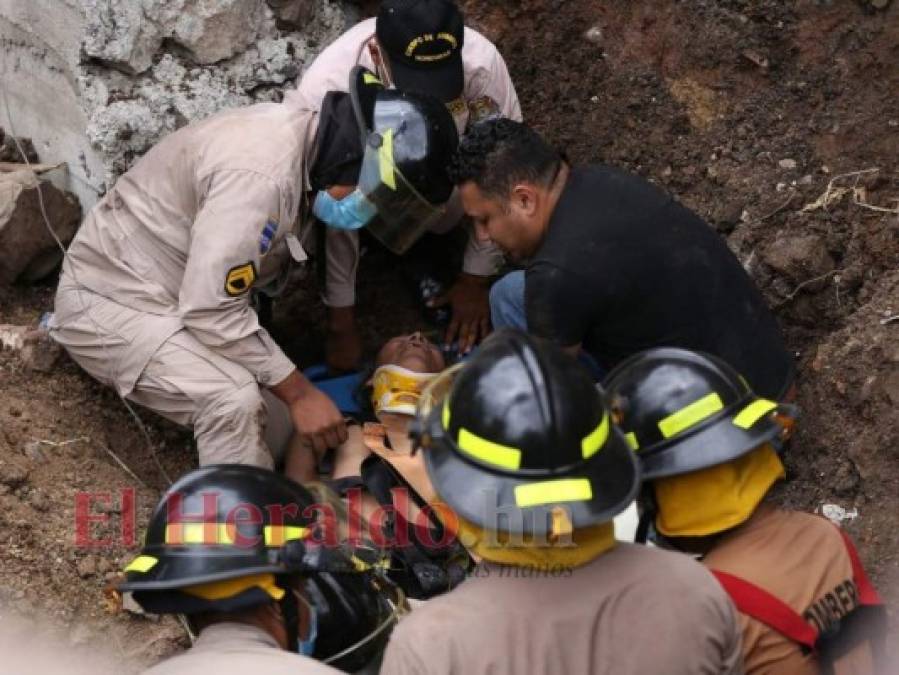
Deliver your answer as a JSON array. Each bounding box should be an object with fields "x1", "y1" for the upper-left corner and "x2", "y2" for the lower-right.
[
  {"x1": 61, "y1": 102, "x2": 317, "y2": 393},
  {"x1": 381, "y1": 543, "x2": 744, "y2": 675},
  {"x1": 143, "y1": 622, "x2": 341, "y2": 675},
  {"x1": 704, "y1": 507, "x2": 876, "y2": 675},
  {"x1": 284, "y1": 18, "x2": 522, "y2": 306}
]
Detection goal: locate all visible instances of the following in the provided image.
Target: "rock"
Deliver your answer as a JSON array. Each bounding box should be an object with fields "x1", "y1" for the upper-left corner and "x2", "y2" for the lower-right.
[
  {"x1": 0, "y1": 132, "x2": 39, "y2": 163},
  {"x1": 1, "y1": 0, "x2": 349, "y2": 210},
  {"x1": 77, "y1": 555, "x2": 98, "y2": 579},
  {"x1": 267, "y1": 0, "x2": 318, "y2": 29},
  {"x1": 28, "y1": 489, "x2": 50, "y2": 513},
  {"x1": 584, "y1": 25, "x2": 604, "y2": 45},
  {"x1": 882, "y1": 370, "x2": 899, "y2": 406},
  {"x1": 0, "y1": 459, "x2": 29, "y2": 489},
  {"x1": 778, "y1": 158, "x2": 798, "y2": 170},
  {"x1": 81, "y1": 0, "x2": 162, "y2": 74},
  {"x1": 170, "y1": 0, "x2": 270, "y2": 65},
  {"x1": 19, "y1": 332, "x2": 62, "y2": 373},
  {"x1": 0, "y1": 326, "x2": 62, "y2": 372},
  {"x1": 762, "y1": 234, "x2": 836, "y2": 284},
  {"x1": 0, "y1": 171, "x2": 82, "y2": 284},
  {"x1": 799, "y1": 174, "x2": 813, "y2": 185},
  {"x1": 714, "y1": 203, "x2": 744, "y2": 234},
  {"x1": 22, "y1": 441, "x2": 48, "y2": 464}
]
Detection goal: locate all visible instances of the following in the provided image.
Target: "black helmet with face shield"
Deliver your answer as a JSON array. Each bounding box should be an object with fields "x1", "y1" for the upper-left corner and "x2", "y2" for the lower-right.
[{"x1": 349, "y1": 66, "x2": 458, "y2": 254}]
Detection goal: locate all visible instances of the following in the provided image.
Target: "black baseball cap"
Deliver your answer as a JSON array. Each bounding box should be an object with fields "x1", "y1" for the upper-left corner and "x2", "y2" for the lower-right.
[{"x1": 376, "y1": 0, "x2": 465, "y2": 103}]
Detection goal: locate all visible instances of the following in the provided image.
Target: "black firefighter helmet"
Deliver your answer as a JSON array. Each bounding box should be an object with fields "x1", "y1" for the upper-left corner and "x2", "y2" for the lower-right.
[
  {"x1": 602, "y1": 347, "x2": 793, "y2": 480},
  {"x1": 117, "y1": 465, "x2": 401, "y2": 669},
  {"x1": 414, "y1": 329, "x2": 640, "y2": 537},
  {"x1": 350, "y1": 65, "x2": 458, "y2": 255}
]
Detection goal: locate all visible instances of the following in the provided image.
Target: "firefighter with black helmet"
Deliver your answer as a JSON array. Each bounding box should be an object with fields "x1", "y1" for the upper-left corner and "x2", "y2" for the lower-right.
[
  {"x1": 117, "y1": 465, "x2": 404, "y2": 674},
  {"x1": 604, "y1": 347, "x2": 887, "y2": 675},
  {"x1": 381, "y1": 329, "x2": 743, "y2": 675}
]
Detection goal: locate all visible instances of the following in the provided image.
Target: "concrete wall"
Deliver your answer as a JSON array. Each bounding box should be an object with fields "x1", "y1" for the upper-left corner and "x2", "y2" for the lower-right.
[{"x1": 0, "y1": 0, "x2": 354, "y2": 211}]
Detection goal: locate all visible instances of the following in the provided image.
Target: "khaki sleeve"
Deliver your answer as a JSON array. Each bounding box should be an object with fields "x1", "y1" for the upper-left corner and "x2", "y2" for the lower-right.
[
  {"x1": 322, "y1": 227, "x2": 360, "y2": 308},
  {"x1": 463, "y1": 231, "x2": 503, "y2": 277},
  {"x1": 428, "y1": 190, "x2": 503, "y2": 277},
  {"x1": 467, "y1": 43, "x2": 522, "y2": 122},
  {"x1": 179, "y1": 169, "x2": 296, "y2": 387}
]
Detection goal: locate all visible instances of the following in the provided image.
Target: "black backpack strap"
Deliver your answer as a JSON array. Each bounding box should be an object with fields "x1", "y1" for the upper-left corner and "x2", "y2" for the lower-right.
[{"x1": 360, "y1": 454, "x2": 471, "y2": 599}]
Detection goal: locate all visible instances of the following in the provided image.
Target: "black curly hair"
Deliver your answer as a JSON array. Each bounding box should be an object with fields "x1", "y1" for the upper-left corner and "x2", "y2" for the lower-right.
[{"x1": 447, "y1": 118, "x2": 563, "y2": 200}]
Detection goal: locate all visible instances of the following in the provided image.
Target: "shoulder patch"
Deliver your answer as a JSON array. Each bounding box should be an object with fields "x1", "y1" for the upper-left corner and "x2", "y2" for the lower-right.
[
  {"x1": 468, "y1": 96, "x2": 501, "y2": 125},
  {"x1": 224, "y1": 262, "x2": 257, "y2": 297},
  {"x1": 259, "y1": 219, "x2": 278, "y2": 255}
]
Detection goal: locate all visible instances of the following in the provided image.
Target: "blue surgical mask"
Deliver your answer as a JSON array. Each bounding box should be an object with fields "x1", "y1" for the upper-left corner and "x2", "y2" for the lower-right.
[
  {"x1": 296, "y1": 595, "x2": 318, "y2": 657},
  {"x1": 313, "y1": 188, "x2": 378, "y2": 231}
]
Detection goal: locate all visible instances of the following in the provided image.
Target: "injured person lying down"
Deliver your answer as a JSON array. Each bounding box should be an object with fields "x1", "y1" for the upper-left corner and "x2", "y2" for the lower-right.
[{"x1": 316, "y1": 332, "x2": 639, "y2": 601}]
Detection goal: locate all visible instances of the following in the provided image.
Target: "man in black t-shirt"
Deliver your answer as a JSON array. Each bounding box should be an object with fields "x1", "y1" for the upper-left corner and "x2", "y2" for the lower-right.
[{"x1": 446, "y1": 119, "x2": 794, "y2": 400}]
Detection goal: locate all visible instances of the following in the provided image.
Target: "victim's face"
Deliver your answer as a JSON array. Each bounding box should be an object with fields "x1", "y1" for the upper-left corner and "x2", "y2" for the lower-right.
[{"x1": 376, "y1": 332, "x2": 445, "y2": 372}]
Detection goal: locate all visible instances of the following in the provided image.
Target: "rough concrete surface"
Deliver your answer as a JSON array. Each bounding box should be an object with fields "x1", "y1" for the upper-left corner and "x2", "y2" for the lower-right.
[{"x1": 0, "y1": 0, "x2": 351, "y2": 210}]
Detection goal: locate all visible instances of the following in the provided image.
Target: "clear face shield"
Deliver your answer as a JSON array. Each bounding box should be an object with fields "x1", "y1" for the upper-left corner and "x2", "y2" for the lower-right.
[{"x1": 357, "y1": 97, "x2": 446, "y2": 255}]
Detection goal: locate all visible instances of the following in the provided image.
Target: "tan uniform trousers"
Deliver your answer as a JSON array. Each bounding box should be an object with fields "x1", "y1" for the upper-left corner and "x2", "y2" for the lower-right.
[{"x1": 51, "y1": 284, "x2": 292, "y2": 468}]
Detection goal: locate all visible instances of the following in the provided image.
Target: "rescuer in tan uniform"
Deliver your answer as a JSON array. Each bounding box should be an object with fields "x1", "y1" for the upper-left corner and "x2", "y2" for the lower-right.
[
  {"x1": 51, "y1": 69, "x2": 458, "y2": 478},
  {"x1": 381, "y1": 330, "x2": 744, "y2": 675},
  {"x1": 604, "y1": 347, "x2": 887, "y2": 675},
  {"x1": 288, "y1": 0, "x2": 522, "y2": 367}
]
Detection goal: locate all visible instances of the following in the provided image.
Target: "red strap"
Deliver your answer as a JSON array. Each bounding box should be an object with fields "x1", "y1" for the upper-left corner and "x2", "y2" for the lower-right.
[
  {"x1": 835, "y1": 527, "x2": 883, "y2": 607},
  {"x1": 712, "y1": 570, "x2": 819, "y2": 650}
]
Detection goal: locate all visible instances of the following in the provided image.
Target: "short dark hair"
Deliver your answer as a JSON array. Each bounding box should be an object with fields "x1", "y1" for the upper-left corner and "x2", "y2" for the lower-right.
[{"x1": 447, "y1": 119, "x2": 562, "y2": 199}]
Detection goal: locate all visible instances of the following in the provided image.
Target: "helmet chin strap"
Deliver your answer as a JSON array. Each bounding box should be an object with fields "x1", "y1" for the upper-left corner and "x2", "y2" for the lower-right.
[
  {"x1": 321, "y1": 585, "x2": 407, "y2": 666},
  {"x1": 634, "y1": 485, "x2": 656, "y2": 545},
  {"x1": 373, "y1": 44, "x2": 395, "y2": 88},
  {"x1": 277, "y1": 581, "x2": 300, "y2": 653}
]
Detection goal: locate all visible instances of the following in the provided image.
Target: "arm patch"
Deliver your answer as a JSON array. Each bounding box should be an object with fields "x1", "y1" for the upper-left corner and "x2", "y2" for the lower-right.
[{"x1": 224, "y1": 262, "x2": 257, "y2": 297}]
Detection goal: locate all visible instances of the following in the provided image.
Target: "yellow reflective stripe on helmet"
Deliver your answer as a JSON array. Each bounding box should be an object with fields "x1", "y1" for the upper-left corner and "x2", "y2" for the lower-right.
[
  {"x1": 514, "y1": 478, "x2": 593, "y2": 508},
  {"x1": 166, "y1": 522, "x2": 235, "y2": 545},
  {"x1": 732, "y1": 399, "x2": 777, "y2": 429},
  {"x1": 263, "y1": 525, "x2": 308, "y2": 547},
  {"x1": 442, "y1": 399, "x2": 451, "y2": 428},
  {"x1": 457, "y1": 428, "x2": 521, "y2": 470},
  {"x1": 363, "y1": 72, "x2": 382, "y2": 85},
  {"x1": 658, "y1": 393, "x2": 724, "y2": 438},
  {"x1": 581, "y1": 414, "x2": 609, "y2": 459},
  {"x1": 124, "y1": 555, "x2": 158, "y2": 573},
  {"x1": 378, "y1": 128, "x2": 397, "y2": 191},
  {"x1": 624, "y1": 432, "x2": 639, "y2": 451}
]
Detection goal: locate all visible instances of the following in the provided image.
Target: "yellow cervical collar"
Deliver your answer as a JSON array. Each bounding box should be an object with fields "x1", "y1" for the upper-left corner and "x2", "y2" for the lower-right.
[
  {"x1": 371, "y1": 365, "x2": 437, "y2": 416},
  {"x1": 654, "y1": 443, "x2": 786, "y2": 537}
]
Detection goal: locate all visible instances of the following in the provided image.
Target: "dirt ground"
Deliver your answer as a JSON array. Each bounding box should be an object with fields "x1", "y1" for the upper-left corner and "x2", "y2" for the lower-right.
[{"x1": 0, "y1": 0, "x2": 897, "y2": 670}]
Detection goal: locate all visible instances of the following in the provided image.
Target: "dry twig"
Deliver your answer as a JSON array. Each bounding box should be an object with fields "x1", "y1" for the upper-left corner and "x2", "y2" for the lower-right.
[{"x1": 775, "y1": 269, "x2": 845, "y2": 308}]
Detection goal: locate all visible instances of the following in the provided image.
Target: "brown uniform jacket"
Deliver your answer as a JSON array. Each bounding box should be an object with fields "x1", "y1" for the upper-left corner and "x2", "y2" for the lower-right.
[
  {"x1": 285, "y1": 18, "x2": 522, "y2": 306},
  {"x1": 142, "y1": 622, "x2": 341, "y2": 675},
  {"x1": 704, "y1": 506, "x2": 877, "y2": 675},
  {"x1": 61, "y1": 102, "x2": 316, "y2": 393},
  {"x1": 381, "y1": 543, "x2": 744, "y2": 675}
]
